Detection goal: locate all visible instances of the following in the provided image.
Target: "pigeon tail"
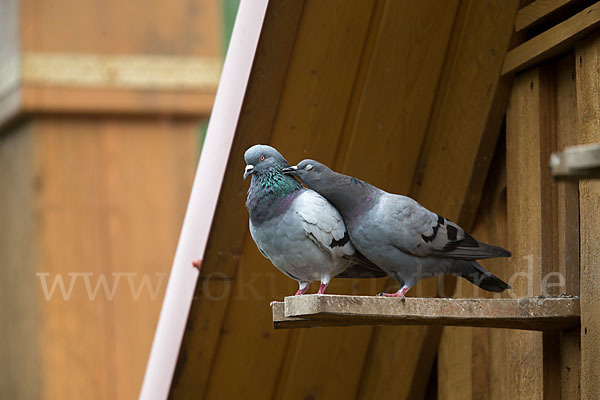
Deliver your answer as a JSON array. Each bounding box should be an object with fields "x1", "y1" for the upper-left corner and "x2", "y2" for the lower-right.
[{"x1": 458, "y1": 261, "x2": 511, "y2": 293}]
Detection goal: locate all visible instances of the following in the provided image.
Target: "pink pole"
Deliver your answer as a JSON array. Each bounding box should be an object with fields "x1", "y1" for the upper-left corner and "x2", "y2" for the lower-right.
[{"x1": 139, "y1": 2, "x2": 270, "y2": 398}]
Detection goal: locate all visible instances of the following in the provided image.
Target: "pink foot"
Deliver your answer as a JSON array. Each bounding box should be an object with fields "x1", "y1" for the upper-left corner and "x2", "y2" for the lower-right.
[
  {"x1": 377, "y1": 285, "x2": 412, "y2": 301},
  {"x1": 295, "y1": 285, "x2": 310, "y2": 296},
  {"x1": 317, "y1": 283, "x2": 328, "y2": 294},
  {"x1": 192, "y1": 258, "x2": 202, "y2": 269}
]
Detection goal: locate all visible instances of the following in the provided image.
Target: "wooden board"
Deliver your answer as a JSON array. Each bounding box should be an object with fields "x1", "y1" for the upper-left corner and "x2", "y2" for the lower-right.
[
  {"x1": 516, "y1": 0, "x2": 580, "y2": 32},
  {"x1": 1, "y1": 0, "x2": 221, "y2": 127},
  {"x1": 438, "y1": 152, "x2": 509, "y2": 400},
  {"x1": 506, "y1": 66, "x2": 562, "y2": 400},
  {"x1": 555, "y1": 53, "x2": 581, "y2": 400},
  {"x1": 33, "y1": 116, "x2": 197, "y2": 400},
  {"x1": 575, "y1": 32, "x2": 600, "y2": 400},
  {"x1": 0, "y1": 123, "x2": 40, "y2": 399},
  {"x1": 503, "y1": 1, "x2": 600, "y2": 75},
  {"x1": 273, "y1": 295, "x2": 580, "y2": 331},
  {"x1": 551, "y1": 143, "x2": 600, "y2": 179},
  {"x1": 0, "y1": 116, "x2": 197, "y2": 399}
]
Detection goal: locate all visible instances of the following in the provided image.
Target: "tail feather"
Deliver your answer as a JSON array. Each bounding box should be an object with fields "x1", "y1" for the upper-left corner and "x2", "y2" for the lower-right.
[{"x1": 459, "y1": 261, "x2": 510, "y2": 293}]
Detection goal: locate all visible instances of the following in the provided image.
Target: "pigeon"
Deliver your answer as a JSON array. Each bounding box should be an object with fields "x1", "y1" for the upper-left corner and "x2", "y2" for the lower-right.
[
  {"x1": 282, "y1": 160, "x2": 511, "y2": 299},
  {"x1": 243, "y1": 145, "x2": 385, "y2": 296}
]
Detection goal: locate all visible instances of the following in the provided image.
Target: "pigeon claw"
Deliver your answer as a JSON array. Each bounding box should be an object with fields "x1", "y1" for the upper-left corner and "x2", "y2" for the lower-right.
[{"x1": 377, "y1": 291, "x2": 407, "y2": 301}]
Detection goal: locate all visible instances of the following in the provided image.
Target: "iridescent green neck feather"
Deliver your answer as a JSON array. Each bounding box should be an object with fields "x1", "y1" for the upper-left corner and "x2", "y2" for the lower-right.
[{"x1": 246, "y1": 170, "x2": 303, "y2": 225}]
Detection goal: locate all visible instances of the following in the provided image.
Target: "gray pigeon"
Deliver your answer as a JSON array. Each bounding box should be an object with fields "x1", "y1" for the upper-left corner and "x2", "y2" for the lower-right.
[
  {"x1": 243, "y1": 145, "x2": 385, "y2": 296},
  {"x1": 282, "y1": 160, "x2": 511, "y2": 299}
]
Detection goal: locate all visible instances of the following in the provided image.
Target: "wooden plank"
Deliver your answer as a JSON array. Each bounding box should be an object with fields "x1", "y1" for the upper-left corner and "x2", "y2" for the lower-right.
[
  {"x1": 550, "y1": 143, "x2": 600, "y2": 180},
  {"x1": 502, "y1": 1, "x2": 600, "y2": 75},
  {"x1": 438, "y1": 185, "x2": 506, "y2": 400},
  {"x1": 516, "y1": 0, "x2": 580, "y2": 32},
  {"x1": 576, "y1": 32, "x2": 600, "y2": 400},
  {"x1": 20, "y1": 0, "x2": 220, "y2": 56},
  {"x1": 555, "y1": 54, "x2": 581, "y2": 400},
  {"x1": 168, "y1": 1, "x2": 306, "y2": 398},
  {"x1": 1, "y1": 0, "x2": 221, "y2": 126},
  {"x1": 273, "y1": 295, "x2": 580, "y2": 331},
  {"x1": 506, "y1": 67, "x2": 560, "y2": 399},
  {"x1": 0, "y1": 123, "x2": 40, "y2": 399},
  {"x1": 33, "y1": 116, "x2": 197, "y2": 400}
]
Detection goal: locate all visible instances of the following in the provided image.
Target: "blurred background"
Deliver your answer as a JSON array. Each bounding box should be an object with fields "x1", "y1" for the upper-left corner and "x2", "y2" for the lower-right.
[{"x1": 0, "y1": 0, "x2": 237, "y2": 398}]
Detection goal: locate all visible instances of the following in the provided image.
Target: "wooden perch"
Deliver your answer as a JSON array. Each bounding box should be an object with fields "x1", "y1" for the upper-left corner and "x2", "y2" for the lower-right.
[
  {"x1": 272, "y1": 294, "x2": 580, "y2": 331},
  {"x1": 550, "y1": 143, "x2": 600, "y2": 180}
]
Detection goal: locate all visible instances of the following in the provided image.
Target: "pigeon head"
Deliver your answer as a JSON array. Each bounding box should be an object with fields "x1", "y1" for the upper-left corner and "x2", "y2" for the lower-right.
[
  {"x1": 282, "y1": 159, "x2": 331, "y2": 188},
  {"x1": 244, "y1": 144, "x2": 290, "y2": 180},
  {"x1": 283, "y1": 159, "x2": 380, "y2": 223}
]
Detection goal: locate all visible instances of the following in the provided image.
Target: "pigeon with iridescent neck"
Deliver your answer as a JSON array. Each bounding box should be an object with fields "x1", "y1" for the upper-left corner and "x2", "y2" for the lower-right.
[
  {"x1": 244, "y1": 145, "x2": 385, "y2": 296},
  {"x1": 283, "y1": 159, "x2": 511, "y2": 299}
]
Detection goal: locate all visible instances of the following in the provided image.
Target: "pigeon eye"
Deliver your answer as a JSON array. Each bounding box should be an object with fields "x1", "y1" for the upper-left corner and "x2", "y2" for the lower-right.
[
  {"x1": 305, "y1": 164, "x2": 313, "y2": 171},
  {"x1": 259, "y1": 155, "x2": 266, "y2": 161}
]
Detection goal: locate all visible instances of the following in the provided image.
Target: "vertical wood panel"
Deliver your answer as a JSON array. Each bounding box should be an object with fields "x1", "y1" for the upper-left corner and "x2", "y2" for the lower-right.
[
  {"x1": 439, "y1": 145, "x2": 508, "y2": 400},
  {"x1": 576, "y1": 32, "x2": 600, "y2": 400},
  {"x1": 0, "y1": 123, "x2": 40, "y2": 399},
  {"x1": 32, "y1": 116, "x2": 196, "y2": 399},
  {"x1": 506, "y1": 67, "x2": 562, "y2": 400},
  {"x1": 556, "y1": 54, "x2": 581, "y2": 400}
]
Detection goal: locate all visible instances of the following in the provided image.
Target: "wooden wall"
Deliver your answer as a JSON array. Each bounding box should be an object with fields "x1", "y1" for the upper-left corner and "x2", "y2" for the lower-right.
[
  {"x1": 171, "y1": 0, "x2": 523, "y2": 399},
  {"x1": 0, "y1": 1, "x2": 220, "y2": 398},
  {"x1": 171, "y1": 0, "x2": 600, "y2": 398}
]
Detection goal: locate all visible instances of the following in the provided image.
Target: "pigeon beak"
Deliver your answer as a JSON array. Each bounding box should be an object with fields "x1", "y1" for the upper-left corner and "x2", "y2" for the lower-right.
[
  {"x1": 281, "y1": 165, "x2": 298, "y2": 175},
  {"x1": 243, "y1": 164, "x2": 254, "y2": 180}
]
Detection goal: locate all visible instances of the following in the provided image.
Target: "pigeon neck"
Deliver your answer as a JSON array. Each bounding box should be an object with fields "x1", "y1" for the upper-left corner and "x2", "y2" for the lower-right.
[
  {"x1": 315, "y1": 172, "x2": 380, "y2": 226},
  {"x1": 246, "y1": 170, "x2": 303, "y2": 225}
]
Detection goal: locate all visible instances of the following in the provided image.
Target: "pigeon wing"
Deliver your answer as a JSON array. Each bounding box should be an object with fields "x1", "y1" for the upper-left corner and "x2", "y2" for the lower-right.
[
  {"x1": 294, "y1": 190, "x2": 355, "y2": 258},
  {"x1": 385, "y1": 195, "x2": 510, "y2": 259}
]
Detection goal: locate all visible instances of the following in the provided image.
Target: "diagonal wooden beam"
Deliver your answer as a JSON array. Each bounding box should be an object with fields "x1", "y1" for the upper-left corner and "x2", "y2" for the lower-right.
[{"x1": 355, "y1": 1, "x2": 521, "y2": 398}]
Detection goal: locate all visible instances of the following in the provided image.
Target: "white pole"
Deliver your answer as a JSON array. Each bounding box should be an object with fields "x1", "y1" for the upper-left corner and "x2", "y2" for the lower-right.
[{"x1": 139, "y1": 1, "x2": 270, "y2": 398}]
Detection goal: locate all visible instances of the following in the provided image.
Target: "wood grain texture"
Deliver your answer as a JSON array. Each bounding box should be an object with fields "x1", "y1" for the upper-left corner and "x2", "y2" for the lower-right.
[
  {"x1": 503, "y1": 2, "x2": 600, "y2": 74},
  {"x1": 576, "y1": 32, "x2": 600, "y2": 400},
  {"x1": 274, "y1": 295, "x2": 580, "y2": 330},
  {"x1": 0, "y1": 116, "x2": 197, "y2": 399},
  {"x1": 20, "y1": 0, "x2": 220, "y2": 56},
  {"x1": 438, "y1": 157, "x2": 509, "y2": 400},
  {"x1": 556, "y1": 55, "x2": 580, "y2": 297},
  {"x1": 506, "y1": 67, "x2": 564, "y2": 400},
  {"x1": 32, "y1": 116, "x2": 197, "y2": 400},
  {"x1": 1, "y1": 0, "x2": 220, "y2": 126},
  {"x1": 516, "y1": 0, "x2": 580, "y2": 31},
  {"x1": 0, "y1": 123, "x2": 40, "y2": 400}
]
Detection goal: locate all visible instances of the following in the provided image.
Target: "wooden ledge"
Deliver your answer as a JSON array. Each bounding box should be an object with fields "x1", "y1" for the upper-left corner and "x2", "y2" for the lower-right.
[
  {"x1": 550, "y1": 143, "x2": 600, "y2": 180},
  {"x1": 272, "y1": 294, "x2": 580, "y2": 331}
]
